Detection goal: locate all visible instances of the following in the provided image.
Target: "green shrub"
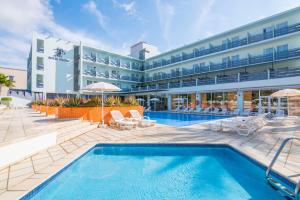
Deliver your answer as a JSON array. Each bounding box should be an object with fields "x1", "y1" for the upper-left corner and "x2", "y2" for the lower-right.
[
  {"x1": 124, "y1": 96, "x2": 139, "y2": 106},
  {"x1": 1, "y1": 97, "x2": 12, "y2": 101},
  {"x1": 1, "y1": 97, "x2": 12, "y2": 106},
  {"x1": 63, "y1": 97, "x2": 83, "y2": 107},
  {"x1": 105, "y1": 96, "x2": 116, "y2": 106}
]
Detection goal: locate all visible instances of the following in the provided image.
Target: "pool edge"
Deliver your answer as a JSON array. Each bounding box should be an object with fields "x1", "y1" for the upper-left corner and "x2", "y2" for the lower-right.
[{"x1": 19, "y1": 143, "x2": 297, "y2": 199}]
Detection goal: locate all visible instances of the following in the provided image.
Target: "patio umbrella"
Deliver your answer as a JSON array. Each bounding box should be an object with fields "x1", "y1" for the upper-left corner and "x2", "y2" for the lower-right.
[
  {"x1": 83, "y1": 82, "x2": 121, "y2": 127},
  {"x1": 174, "y1": 97, "x2": 184, "y2": 102},
  {"x1": 136, "y1": 98, "x2": 145, "y2": 106},
  {"x1": 150, "y1": 98, "x2": 160, "y2": 102},
  {"x1": 271, "y1": 89, "x2": 300, "y2": 115}
]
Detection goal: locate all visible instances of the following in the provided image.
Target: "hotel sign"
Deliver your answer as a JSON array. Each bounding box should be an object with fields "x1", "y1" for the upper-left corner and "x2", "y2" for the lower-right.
[{"x1": 48, "y1": 48, "x2": 70, "y2": 62}]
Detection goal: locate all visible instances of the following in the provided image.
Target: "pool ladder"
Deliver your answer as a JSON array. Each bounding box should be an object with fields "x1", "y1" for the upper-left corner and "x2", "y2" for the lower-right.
[{"x1": 266, "y1": 137, "x2": 300, "y2": 199}]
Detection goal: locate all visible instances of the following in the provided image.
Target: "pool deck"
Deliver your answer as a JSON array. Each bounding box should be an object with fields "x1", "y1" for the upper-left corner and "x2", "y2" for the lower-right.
[{"x1": 0, "y1": 109, "x2": 299, "y2": 199}]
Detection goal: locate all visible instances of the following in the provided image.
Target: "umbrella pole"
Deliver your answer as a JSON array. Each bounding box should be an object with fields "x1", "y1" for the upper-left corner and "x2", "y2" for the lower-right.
[
  {"x1": 102, "y1": 91, "x2": 104, "y2": 127},
  {"x1": 288, "y1": 97, "x2": 290, "y2": 116}
]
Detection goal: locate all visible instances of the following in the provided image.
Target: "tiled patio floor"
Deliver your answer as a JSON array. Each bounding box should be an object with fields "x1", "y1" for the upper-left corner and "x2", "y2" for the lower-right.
[{"x1": 0, "y1": 109, "x2": 299, "y2": 199}]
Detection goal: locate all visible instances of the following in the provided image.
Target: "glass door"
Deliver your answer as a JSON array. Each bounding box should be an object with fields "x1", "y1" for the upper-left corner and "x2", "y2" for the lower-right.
[{"x1": 259, "y1": 96, "x2": 286, "y2": 114}]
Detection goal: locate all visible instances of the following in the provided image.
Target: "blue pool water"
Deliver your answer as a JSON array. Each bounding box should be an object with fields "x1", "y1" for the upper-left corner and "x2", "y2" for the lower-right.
[
  {"x1": 22, "y1": 144, "x2": 292, "y2": 200},
  {"x1": 144, "y1": 111, "x2": 229, "y2": 126}
]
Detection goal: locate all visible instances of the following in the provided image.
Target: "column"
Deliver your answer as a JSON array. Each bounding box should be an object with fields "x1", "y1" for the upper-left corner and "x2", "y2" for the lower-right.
[
  {"x1": 237, "y1": 90, "x2": 244, "y2": 113},
  {"x1": 167, "y1": 94, "x2": 172, "y2": 111},
  {"x1": 147, "y1": 94, "x2": 150, "y2": 108},
  {"x1": 196, "y1": 92, "x2": 201, "y2": 110}
]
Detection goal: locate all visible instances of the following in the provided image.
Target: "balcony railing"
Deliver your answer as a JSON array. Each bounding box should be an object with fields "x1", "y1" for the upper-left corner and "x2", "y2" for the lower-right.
[
  {"x1": 37, "y1": 64, "x2": 44, "y2": 70},
  {"x1": 144, "y1": 48, "x2": 300, "y2": 83},
  {"x1": 37, "y1": 47, "x2": 44, "y2": 53},
  {"x1": 36, "y1": 81, "x2": 44, "y2": 88},
  {"x1": 83, "y1": 55, "x2": 143, "y2": 71},
  {"x1": 124, "y1": 67, "x2": 300, "y2": 93},
  {"x1": 144, "y1": 23, "x2": 300, "y2": 71},
  {"x1": 239, "y1": 71, "x2": 268, "y2": 82},
  {"x1": 82, "y1": 70, "x2": 140, "y2": 82}
]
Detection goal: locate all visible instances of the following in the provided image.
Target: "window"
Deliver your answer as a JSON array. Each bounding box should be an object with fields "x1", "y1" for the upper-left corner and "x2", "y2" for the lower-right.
[
  {"x1": 277, "y1": 44, "x2": 288, "y2": 52},
  {"x1": 263, "y1": 47, "x2": 274, "y2": 55},
  {"x1": 231, "y1": 55, "x2": 239, "y2": 61},
  {"x1": 231, "y1": 36, "x2": 239, "y2": 42},
  {"x1": 37, "y1": 39, "x2": 44, "y2": 53},
  {"x1": 199, "y1": 62, "x2": 205, "y2": 67},
  {"x1": 37, "y1": 57, "x2": 44, "y2": 70},
  {"x1": 263, "y1": 26, "x2": 273, "y2": 33},
  {"x1": 276, "y1": 22, "x2": 288, "y2": 30},
  {"x1": 87, "y1": 80, "x2": 93, "y2": 85},
  {"x1": 36, "y1": 74, "x2": 44, "y2": 88},
  {"x1": 8, "y1": 75, "x2": 14, "y2": 81},
  {"x1": 222, "y1": 57, "x2": 230, "y2": 63}
]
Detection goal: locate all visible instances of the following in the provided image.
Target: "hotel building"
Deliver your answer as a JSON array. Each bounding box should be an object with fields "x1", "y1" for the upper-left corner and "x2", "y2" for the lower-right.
[{"x1": 26, "y1": 7, "x2": 300, "y2": 115}]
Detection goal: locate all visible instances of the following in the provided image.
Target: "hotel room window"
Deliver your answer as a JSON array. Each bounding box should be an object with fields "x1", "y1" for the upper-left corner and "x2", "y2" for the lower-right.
[{"x1": 37, "y1": 39, "x2": 44, "y2": 53}]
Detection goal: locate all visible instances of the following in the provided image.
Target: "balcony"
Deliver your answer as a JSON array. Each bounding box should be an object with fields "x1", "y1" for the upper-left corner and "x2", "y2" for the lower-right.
[
  {"x1": 37, "y1": 47, "x2": 44, "y2": 53},
  {"x1": 144, "y1": 22, "x2": 300, "y2": 71},
  {"x1": 36, "y1": 64, "x2": 44, "y2": 70},
  {"x1": 144, "y1": 48, "x2": 300, "y2": 83},
  {"x1": 83, "y1": 54, "x2": 143, "y2": 72},
  {"x1": 217, "y1": 74, "x2": 238, "y2": 84},
  {"x1": 182, "y1": 79, "x2": 196, "y2": 87},
  {"x1": 36, "y1": 81, "x2": 44, "y2": 88},
  {"x1": 239, "y1": 71, "x2": 268, "y2": 82},
  {"x1": 169, "y1": 82, "x2": 180, "y2": 88},
  {"x1": 126, "y1": 67, "x2": 300, "y2": 93}
]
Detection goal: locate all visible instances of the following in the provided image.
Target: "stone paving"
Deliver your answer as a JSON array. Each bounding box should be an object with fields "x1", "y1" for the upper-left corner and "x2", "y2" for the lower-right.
[{"x1": 0, "y1": 109, "x2": 299, "y2": 199}]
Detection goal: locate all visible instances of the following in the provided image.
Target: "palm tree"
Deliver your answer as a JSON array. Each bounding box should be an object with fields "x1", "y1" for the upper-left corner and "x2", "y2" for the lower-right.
[{"x1": 0, "y1": 73, "x2": 15, "y2": 96}]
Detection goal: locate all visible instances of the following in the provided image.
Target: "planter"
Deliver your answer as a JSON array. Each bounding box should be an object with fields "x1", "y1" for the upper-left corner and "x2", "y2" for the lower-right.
[
  {"x1": 46, "y1": 106, "x2": 58, "y2": 116},
  {"x1": 40, "y1": 105, "x2": 47, "y2": 113},
  {"x1": 56, "y1": 106, "x2": 144, "y2": 124},
  {"x1": 31, "y1": 105, "x2": 36, "y2": 111}
]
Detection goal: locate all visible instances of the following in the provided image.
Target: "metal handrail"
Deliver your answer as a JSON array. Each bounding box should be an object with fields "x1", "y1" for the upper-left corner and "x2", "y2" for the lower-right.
[{"x1": 266, "y1": 137, "x2": 300, "y2": 197}]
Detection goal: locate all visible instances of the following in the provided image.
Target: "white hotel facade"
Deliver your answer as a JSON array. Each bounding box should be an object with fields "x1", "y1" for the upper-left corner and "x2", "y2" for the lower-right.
[{"x1": 27, "y1": 7, "x2": 300, "y2": 114}]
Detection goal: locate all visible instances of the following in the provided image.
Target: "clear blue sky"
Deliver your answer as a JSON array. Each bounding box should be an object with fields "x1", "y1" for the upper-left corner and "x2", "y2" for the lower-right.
[{"x1": 0, "y1": 0, "x2": 300, "y2": 69}]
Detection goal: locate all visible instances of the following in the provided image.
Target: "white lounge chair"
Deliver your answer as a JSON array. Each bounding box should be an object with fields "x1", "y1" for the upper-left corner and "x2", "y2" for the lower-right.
[
  {"x1": 220, "y1": 108, "x2": 228, "y2": 115},
  {"x1": 216, "y1": 114, "x2": 267, "y2": 136},
  {"x1": 231, "y1": 109, "x2": 240, "y2": 116},
  {"x1": 212, "y1": 108, "x2": 221, "y2": 115},
  {"x1": 129, "y1": 110, "x2": 156, "y2": 127},
  {"x1": 202, "y1": 107, "x2": 211, "y2": 114},
  {"x1": 242, "y1": 109, "x2": 251, "y2": 116},
  {"x1": 145, "y1": 107, "x2": 151, "y2": 112},
  {"x1": 110, "y1": 110, "x2": 138, "y2": 130}
]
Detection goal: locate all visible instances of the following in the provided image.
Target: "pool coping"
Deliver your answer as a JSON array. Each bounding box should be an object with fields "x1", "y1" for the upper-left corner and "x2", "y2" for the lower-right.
[
  {"x1": 19, "y1": 143, "x2": 297, "y2": 200},
  {"x1": 145, "y1": 111, "x2": 231, "y2": 127}
]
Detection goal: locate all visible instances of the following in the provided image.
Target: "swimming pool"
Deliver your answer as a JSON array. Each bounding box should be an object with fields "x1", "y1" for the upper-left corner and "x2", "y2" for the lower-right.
[
  {"x1": 144, "y1": 111, "x2": 229, "y2": 126},
  {"x1": 22, "y1": 144, "x2": 293, "y2": 200}
]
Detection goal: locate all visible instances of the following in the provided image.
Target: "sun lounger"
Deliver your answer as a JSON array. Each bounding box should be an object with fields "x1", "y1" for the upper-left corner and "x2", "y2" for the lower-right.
[
  {"x1": 220, "y1": 108, "x2": 228, "y2": 115},
  {"x1": 202, "y1": 107, "x2": 211, "y2": 114},
  {"x1": 110, "y1": 110, "x2": 138, "y2": 130},
  {"x1": 145, "y1": 107, "x2": 151, "y2": 112},
  {"x1": 129, "y1": 110, "x2": 156, "y2": 127},
  {"x1": 241, "y1": 109, "x2": 251, "y2": 116},
  {"x1": 216, "y1": 114, "x2": 268, "y2": 136}
]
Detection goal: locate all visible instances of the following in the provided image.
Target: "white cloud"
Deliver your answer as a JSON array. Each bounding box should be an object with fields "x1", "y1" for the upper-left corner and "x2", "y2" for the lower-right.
[
  {"x1": 192, "y1": 0, "x2": 215, "y2": 38},
  {"x1": 155, "y1": 0, "x2": 175, "y2": 48},
  {"x1": 82, "y1": 1, "x2": 108, "y2": 33},
  {"x1": 112, "y1": 0, "x2": 136, "y2": 15},
  {"x1": 0, "y1": 0, "x2": 123, "y2": 69}
]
